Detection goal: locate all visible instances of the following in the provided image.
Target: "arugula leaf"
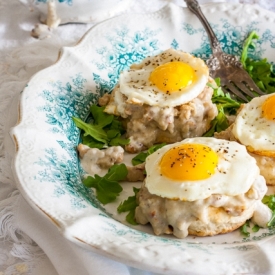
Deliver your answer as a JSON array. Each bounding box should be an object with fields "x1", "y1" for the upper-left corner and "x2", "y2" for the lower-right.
[
  {"x1": 72, "y1": 104, "x2": 129, "y2": 148},
  {"x1": 81, "y1": 135, "x2": 105, "y2": 149},
  {"x1": 90, "y1": 105, "x2": 114, "y2": 127},
  {"x1": 241, "y1": 31, "x2": 275, "y2": 93},
  {"x1": 132, "y1": 152, "x2": 148, "y2": 166},
  {"x1": 132, "y1": 143, "x2": 166, "y2": 166},
  {"x1": 147, "y1": 143, "x2": 166, "y2": 155},
  {"x1": 110, "y1": 117, "x2": 125, "y2": 132},
  {"x1": 92, "y1": 176, "x2": 122, "y2": 205},
  {"x1": 72, "y1": 117, "x2": 108, "y2": 144},
  {"x1": 203, "y1": 79, "x2": 240, "y2": 137},
  {"x1": 240, "y1": 220, "x2": 250, "y2": 237},
  {"x1": 125, "y1": 210, "x2": 137, "y2": 225},
  {"x1": 245, "y1": 58, "x2": 275, "y2": 93},
  {"x1": 83, "y1": 164, "x2": 128, "y2": 205},
  {"x1": 208, "y1": 80, "x2": 241, "y2": 113},
  {"x1": 240, "y1": 195, "x2": 275, "y2": 236},
  {"x1": 262, "y1": 194, "x2": 275, "y2": 209},
  {"x1": 117, "y1": 188, "x2": 139, "y2": 212},
  {"x1": 262, "y1": 195, "x2": 275, "y2": 227},
  {"x1": 203, "y1": 106, "x2": 228, "y2": 137},
  {"x1": 103, "y1": 163, "x2": 128, "y2": 181},
  {"x1": 268, "y1": 212, "x2": 275, "y2": 228},
  {"x1": 240, "y1": 30, "x2": 259, "y2": 68},
  {"x1": 117, "y1": 187, "x2": 140, "y2": 225},
  {"x1": 252, "y1": 224, "x2": 260, "y2": 233},
  {"x1": 109, "y1": 136, "x2": 130, "y2": 146},
  {"x1": 106, "y1": 129, "x2": 120, "y2": 139},
  {"x1": 107, "y1": 129, "x2": 130, "y2": 146},
  {"x1": 240, "y1": 221, "x2": 261, "y2": 236}
]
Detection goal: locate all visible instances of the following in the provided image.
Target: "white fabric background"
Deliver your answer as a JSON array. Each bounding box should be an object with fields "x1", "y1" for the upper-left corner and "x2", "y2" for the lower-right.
[{"x1": 1, "y1": 0, "x2": 275, "y2": 274}]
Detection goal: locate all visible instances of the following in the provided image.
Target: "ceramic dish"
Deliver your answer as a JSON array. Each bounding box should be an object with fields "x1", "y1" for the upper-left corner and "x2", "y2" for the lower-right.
[{"x1": 11, "y1": 3, "x2": 275, "y2": 275}]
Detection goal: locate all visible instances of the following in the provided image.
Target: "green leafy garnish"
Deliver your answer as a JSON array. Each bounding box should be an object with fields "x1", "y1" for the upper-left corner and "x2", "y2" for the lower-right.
[
  {"x1": 117, "y1": 187, "x2": 140, "y2": 225},
  {"x1": 252, "y1": 224, "x2": 260, "y2": 233},
  {"x1": 262, "y1": 195, "x2": 275, "y2": 227},
  {"x1": 240, "y1": 220, "x2": 251, "y2": 237},
  {"x1": 240, "y1": 195, "x2": 275, "y2": 236},
  {"x1": 81, "y1": 134, "x2": 105, "y2": 149},
  {"x1": 240, "y1": 222, "x2": 260, "y2": 237},
  {"x1": 72, "y1": 116, "x2": 108, "y2": 144},
  {"x1": 90, "y1": 104, "x2": 113, "y2": 127},
  {"x1": 241, "y1": 31, "x2": 275, "y2": 93},
  {"x1": 240, "y1": 30, "x2": 259, "y2": 68},
  {"x1": 203, "y1": 78, "x2": 240, "y2": 137},
  {"x1": 131, "y1": 143, "x2": 166, "y2": 166},
  {"x1": 82, "y1": 163, "x2": 128, "y2": 205},
  {"x1": 209, "y1": 78, "x2": 241, "y2": 113},
  {"x1": 203, "y1": 106, "x2": 228, "y2": 137},
  {"x1": 72, "y1": 105, "x2": 129, "y2": 149}
]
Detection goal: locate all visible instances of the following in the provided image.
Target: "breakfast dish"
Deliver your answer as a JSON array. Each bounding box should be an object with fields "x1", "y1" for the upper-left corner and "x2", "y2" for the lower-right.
[
  {"x1": 136, "y1": 137, "x2": 272, "y2": 238},
  {"x1": 78, "y1": 45, "x2": 274, "y2": 239},
  {"x1": 10, "y1": 3, "x2": 275, "y2": 274},
  {"x1": 216, "y1": 93, "x2": 275, "y2": 185},
  {"x1": 101, "y1": 49, "x2": 217, "y2": 153}
]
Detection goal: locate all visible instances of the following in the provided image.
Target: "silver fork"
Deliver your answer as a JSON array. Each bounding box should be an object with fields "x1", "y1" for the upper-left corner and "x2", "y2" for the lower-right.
[{"x1": 184, "y1": 0, "x2": 265, "y2": 102}]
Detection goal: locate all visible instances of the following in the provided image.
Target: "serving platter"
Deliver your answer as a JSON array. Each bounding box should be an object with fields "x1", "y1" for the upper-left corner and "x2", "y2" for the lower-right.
[{"x1": 11, "y1": 3, "x2": 275, "y2": 274}]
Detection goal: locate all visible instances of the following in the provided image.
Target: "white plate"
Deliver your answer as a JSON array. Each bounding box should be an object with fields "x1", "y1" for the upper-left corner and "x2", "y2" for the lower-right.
[{"x1": 11, "y1": 3, "x2": 275, "y2": 274}]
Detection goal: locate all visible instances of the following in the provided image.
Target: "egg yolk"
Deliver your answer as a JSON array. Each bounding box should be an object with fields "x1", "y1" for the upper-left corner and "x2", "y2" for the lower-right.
[
  {"x1": 149, "y1": 61, "x2": 196, "y2": 93},
  {"x1": 262, "y1": 95, "x2": 275, "y2": 121},
  {"x1": 159, "y1": 143, "x2": 218, "y2": 181}
]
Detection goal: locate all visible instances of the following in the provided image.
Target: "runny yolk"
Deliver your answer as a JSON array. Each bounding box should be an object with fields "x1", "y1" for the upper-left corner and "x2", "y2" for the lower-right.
[
  {"x1": 262, "y1": 95, "x2": 275, "y2": 121},
  {"x1": 159, "y1": 143, "x2": 218, "y2": 181},
  {"x1": 149, "y1": 61, "x2": 196, "y2": 93}
]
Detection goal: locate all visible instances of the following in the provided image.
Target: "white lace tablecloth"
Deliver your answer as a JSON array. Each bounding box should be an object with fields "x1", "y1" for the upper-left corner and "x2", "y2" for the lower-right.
[{"x1": 1, "y1": 0, "x2": 275, "y2": 274}]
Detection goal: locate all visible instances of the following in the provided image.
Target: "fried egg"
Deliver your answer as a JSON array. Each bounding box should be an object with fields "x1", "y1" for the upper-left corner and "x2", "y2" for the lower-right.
[
  {"x1": 232, "y1": 93, "x2": 275, "y2": 157},
  {"x1": 145, "y1": 137, "x2": 259, "y2": 201},
  {"x1": 118, "y1": 48, "x2": 209, "y2": 107}
]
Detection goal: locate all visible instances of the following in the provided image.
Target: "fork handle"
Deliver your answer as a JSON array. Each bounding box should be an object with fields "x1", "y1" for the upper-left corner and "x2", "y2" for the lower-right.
[{"x1": 184, "y1": 0, "x2": 222, "y2": 54}]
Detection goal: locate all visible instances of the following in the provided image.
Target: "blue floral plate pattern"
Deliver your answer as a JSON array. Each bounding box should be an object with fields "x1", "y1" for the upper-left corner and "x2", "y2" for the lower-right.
[{"x1": 11, "y1": 3, "x2": 275, "y2": 274}]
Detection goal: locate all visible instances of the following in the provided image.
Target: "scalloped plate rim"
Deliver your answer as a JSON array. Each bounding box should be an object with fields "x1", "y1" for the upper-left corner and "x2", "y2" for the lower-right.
[{"x1": 10, "y1": 2, "x2": 275, "y2": 274}]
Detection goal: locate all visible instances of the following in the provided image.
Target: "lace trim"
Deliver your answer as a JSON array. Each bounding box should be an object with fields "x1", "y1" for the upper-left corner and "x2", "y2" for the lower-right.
[
  {"x1": 0, "y1": 39, "x2": 62, "y2": 275},
  {"x1": 0, "y1": 191, "x2": 44, "y2": 274}
]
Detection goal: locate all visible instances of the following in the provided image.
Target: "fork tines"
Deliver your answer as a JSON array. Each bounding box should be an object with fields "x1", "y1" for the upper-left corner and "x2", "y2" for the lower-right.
[
  {"x1": 222, "y1": 72, "x2": 265, "y2": 102},
  {"x1": 223, "y1": 82, "x2": 250, "y2": 102}
]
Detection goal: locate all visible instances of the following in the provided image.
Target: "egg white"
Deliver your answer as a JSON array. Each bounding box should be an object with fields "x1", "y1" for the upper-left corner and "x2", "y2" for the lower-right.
[
  {"x1": 145, "y1": 137, "x2": 260, "y2": 201},
  {"x1": 232, "y1": 93, "x2": 275, "y2": 153},
  {"x1": 118, "y1": 48, "x2": 209, "y2": 107}
]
